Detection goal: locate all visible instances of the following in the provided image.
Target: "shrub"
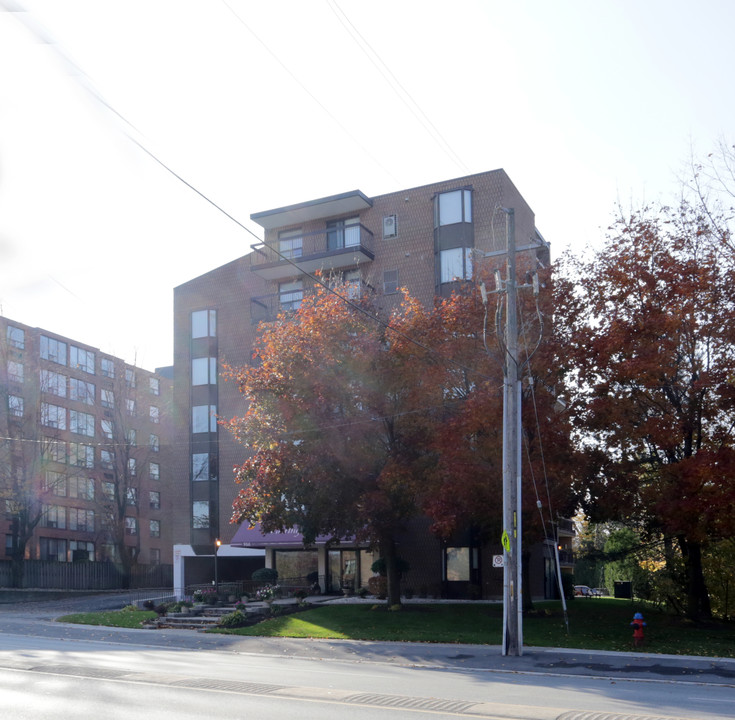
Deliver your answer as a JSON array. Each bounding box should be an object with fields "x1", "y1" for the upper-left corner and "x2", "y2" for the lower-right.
[
  {"x1": 255, "y1": 584, "x2": 281, "y2": 602},
  {"x1": 252, "y1": 567, "x2": 278, "y2": 584},
  {"x1": 293, "y1": 589, "x2": 308, "y2": 600},
  {"x1": 193, "y1": 588, "x2": 218, "y2": 604},
  {"x1": 357, "y1": 587, "x2": 369, "y2": 598},
  {"x1": 370, "y1": 557, "x2": 410, "y2": 577},
  {"x1": 122, "y1": 604, "x2": 138, "y2": 612},
  {"x1": 218, "y1": 610, "x2": 247, "y2": 628},
  {"x1": 367, "y1": 576, "x2": 387, "y2": 599}
]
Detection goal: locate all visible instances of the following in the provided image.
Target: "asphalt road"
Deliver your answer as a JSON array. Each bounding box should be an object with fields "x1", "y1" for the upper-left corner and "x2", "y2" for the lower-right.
[{"x1": 0, "y1": 593, "x2": 733, "y2": 720}]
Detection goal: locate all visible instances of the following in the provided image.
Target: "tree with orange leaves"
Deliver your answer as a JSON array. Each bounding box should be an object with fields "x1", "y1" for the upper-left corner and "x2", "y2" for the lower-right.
[
  {"x1": 558, "y1": 201, "x2": 735, "y2": 619},
  {"x1": 223, "y1": 284, "x2": 442, "y2": 605}
]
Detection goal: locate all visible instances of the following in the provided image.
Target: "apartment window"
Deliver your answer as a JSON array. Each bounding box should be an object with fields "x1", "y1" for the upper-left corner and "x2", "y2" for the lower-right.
[
  {"x1": 344, "y1": 269, "x2": 361, "y2": 300},
  {"x1": 41, "y1": 369, "x2": 67, "y2": 397},
  {"x1": 41, "y1": 504, "x2": 66, "y2": 529},
  {"x1": 434, "y1": 188, "x2": 472, "y2": 227},
  {"x1": 100, "y1": 449, "x2": 114, "y2": 470},
  {"x1": 192, "y1": 309, "x2": 217, "y2": 338},
  {"x1": 40, "y1": 336, "x2": 67, "y2": 365},
  {"x1": 101, "y1": 419, "x2": 113, "y2": 440},
  {"x1": 44, "y1": 470, "x2": 67, "y2": 496},
  {"x1": 192, "y1": 357, "x2": 217, "y2": 386},
  {"x1": 6, "y1": 325, "x2": 24, "y2": 349},
  {"x1": 126, "y1": 398, "x2": 135, "y2": 416},
  {"x1": 149, "y1": 434, "x2": 160, "y2": 452},
  {"x1": 44, "y1": 440, "x2": 66, "y2": 464},
  {"x1": 125, "y1": 368, "x2": 136, "y2": 388},
  {"x1": 192, "y1": 500, "x2": 210, "y2": 529},
  {"x1": 149, "y1": 519, "x2": 161, "y2": 538},
  {"x1": 192, "y1": 453, "x2": 210, "y2": 482},
  {"x1": 101, "y1": 388, "x2": 114, "y2": 409},
  {"x1": 8, "y1": 361, "x2": 24, "y2": 384},
  {"x1": 126, "y1": 428, "x2": 136, "y2": 445},
  {"x1": 192, "y1": 405, "x2": 217, "y2": 433},
  {"x1": 70, "y1": 410, "x2": 95, "y2": 437},
  {"x1": 149, "y1": 462, "x2": 160, "y2": 481},
  {"x1": 149, "y1": 377, "x2": 160, "y2": 396},
  {"x1": 70, "y1": 378, "x2": 95, "y2": 405},
  {"x1": 128, "y1": 458, "x2": 136, "y2": 477},
  {"x1": 70, "y1": 443, "x2": 94, "y2": 468},
  {"x1": 278, "y1": 228, "x2": 303, "y2": 259},
  {"x1": 440, "y1": 247, "x2": 473, "y2": 283},
  {"x1": 279, "y1": 280, "x2": 302, "y2": 312},
  {"x1": 69, "y1": 476, "x2": 94, "y2": 500},
  {"x1": 100, "y1": 357, "x2": 115, "y2": 378},
  {"x1": 149, "y1": 405, "x2": 160, "y2": 424},
  {"x1": 126, "y1": 488, "x2": 137, "y2": 505},
  {"x1": 102, "y1": 482, "x2": 116, "y2": 500},
  {"x1": 326, "y1": 216, "x2": 360, "y2": 250},
  {"x1": 40, "y1": 537, "x2": 67, "y2": 562},
  {"x1": 149, "y1": 491, "x2": 161, "y2": 510},
  {"x1": 383, "y1": 269, "x2": 399, "y2": 295},
  {"x1": 150, "y1": 548, "x2": 161, "y2": 565},
  {"x1": 70, "y1": 540, "x2": 94, "y2": 561},
  {"x1": 8, "y1": 395, "x2": 23, "y2": 417},
  {"x1": 41, "y1": 403, "x2": 66, "y2": 430},
  {"x1": 124, "y1": 517, "x2": 138, "y2": 536},
  {"x1": 70, "y1": 346, "x2": 95, "y2": 374},
  {"x1": 69, "y1": 508, "x2": 95, "y2": 532}
]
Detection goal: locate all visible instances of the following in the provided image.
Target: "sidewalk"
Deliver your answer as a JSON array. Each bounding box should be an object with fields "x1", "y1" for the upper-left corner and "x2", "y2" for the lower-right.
[{"x1": 1, "y1": 594, "x2": 734, "y2": 687}]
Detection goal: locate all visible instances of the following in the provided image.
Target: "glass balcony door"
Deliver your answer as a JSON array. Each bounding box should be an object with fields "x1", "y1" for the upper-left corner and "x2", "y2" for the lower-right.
[{"x1": 327, "y1": 217, "x2": 360, "y2": 250}]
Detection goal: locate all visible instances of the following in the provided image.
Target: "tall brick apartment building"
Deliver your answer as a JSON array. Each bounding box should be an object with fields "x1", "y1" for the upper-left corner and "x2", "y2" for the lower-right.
[
  {"x1": 172, "y1": 170, "x2": 569, "y2": 598},
  {"x1": 1, "y1": 317, "x2": 173, "y2": 585}
]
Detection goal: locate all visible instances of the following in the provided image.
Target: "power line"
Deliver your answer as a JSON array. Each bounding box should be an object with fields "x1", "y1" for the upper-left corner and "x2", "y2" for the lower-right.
[
  {"x1": 219, "y1": 0, "x2": 402, "y2": 186},
  {"x1": 326, "y1": 0, "x2": 470, "y2": 174}
]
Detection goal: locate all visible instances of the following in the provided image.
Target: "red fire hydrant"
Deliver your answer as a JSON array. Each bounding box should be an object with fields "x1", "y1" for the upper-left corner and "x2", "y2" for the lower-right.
[{"x1": 630, "y1": 612, "x2": 646, "y2": 647}]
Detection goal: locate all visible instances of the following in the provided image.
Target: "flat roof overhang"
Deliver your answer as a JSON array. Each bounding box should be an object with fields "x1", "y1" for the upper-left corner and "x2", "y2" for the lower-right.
[
  {"x1": 251, "y1": 190, "x2": 373, "y2": 230},
  {"x1": 230, "y1": 522, "x2": 366, "y2": 549}
]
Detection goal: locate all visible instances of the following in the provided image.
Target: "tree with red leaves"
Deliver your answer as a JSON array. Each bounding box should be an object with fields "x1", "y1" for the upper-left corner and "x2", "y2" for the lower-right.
[
  {"x1": 223, "y1": 285, "x2": 442, "y2": 605},
  {"x1": 559, "y1": 201, "x2": 735, "y2": 619}
]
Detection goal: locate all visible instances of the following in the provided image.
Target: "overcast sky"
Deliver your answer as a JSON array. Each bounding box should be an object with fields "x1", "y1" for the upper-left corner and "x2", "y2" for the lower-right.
[{"x1": 1, "y1": 0, "x2": 733, "y2": 370}]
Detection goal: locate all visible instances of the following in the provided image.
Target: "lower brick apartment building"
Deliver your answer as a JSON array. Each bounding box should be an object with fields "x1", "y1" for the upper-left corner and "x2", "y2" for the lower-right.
[
  {"x1": 171, "y1": 169, "x2": 572, "y2": 598},
  {"x1": 1, "y1": 317, "x2": 173, "y2": 588}
]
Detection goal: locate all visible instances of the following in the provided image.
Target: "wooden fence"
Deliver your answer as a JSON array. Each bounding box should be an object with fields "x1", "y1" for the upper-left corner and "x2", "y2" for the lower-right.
[{"x1": 0, "y1": 559, "x2": 172, "y2": 590}]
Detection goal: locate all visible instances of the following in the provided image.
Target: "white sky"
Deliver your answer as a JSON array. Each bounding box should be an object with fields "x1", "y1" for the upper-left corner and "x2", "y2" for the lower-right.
[{"x1": 1, "y1": 0, "x2": 733, "y2": 370}]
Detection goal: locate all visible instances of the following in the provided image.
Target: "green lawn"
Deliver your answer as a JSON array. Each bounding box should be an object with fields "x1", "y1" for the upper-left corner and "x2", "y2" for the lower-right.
[
  {"x1": 57, "y1": 608, "x2": 156, "y2": 628},
  {"x1": 56, "y1": 599, "x2": 735, "y2": 658},
  {"x1": 209, "y1": 599, "x2": 735, "y2": 658}
]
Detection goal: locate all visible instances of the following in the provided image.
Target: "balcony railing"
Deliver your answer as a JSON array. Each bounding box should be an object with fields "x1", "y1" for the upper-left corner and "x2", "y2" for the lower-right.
[{"x1": 250, "y1": 224, "x2": 375, "y2": 280}]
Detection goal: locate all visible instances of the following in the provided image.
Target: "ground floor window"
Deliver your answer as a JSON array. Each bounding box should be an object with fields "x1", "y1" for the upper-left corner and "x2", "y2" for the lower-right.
[
  {"x1": 274, "y1": 550, "x2": 318, "y2": 583},
  {"x1": 444, "y1": 546, "x2": 470, "y2": 581},
  {"x1": 40, "y1": 537, "x2": 67, "y2": 562}
]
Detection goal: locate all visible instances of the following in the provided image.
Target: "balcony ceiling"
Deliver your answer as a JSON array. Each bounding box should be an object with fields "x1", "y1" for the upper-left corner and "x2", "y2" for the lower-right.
[
  {"x1": 251, "y1": 246, "x2": 375, "y2": 281},
  {"x1": 251, "y1": 190, "x2": 373, "y2": 230}
]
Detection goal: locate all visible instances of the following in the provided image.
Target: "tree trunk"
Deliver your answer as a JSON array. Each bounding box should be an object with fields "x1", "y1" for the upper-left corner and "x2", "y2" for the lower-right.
[
  {"x1": 381, "y1": 535, "x2": 401, "y2": 606},
  {"x1": 679, "y1": 536, "x2": 712, "y2": 620}
]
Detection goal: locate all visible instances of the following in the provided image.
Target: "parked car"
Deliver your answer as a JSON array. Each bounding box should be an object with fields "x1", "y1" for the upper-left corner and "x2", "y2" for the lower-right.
[
  {"x1": 574, "y1": 585, "x2": 592, "y2": 597},
  {"x1": 591, "y1": 587, "x2": 606, "y2": 597}
]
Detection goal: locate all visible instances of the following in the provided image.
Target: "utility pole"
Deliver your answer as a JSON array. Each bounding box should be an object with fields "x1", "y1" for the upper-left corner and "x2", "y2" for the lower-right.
[{"x1": 501, "y1": 208, "x2": 523, "y2": 656}]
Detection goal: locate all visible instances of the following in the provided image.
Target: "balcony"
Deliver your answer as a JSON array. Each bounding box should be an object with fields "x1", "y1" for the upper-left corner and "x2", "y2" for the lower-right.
[
  {"x1": 250, "y1": 293, "x2": 286, "y2": 324},
  {"x1": 250, "y1": 225, "x2": 375, "y2": 281},
  {"x1": 557, "y1": 518, "x2": 575, "y2": 536}
]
